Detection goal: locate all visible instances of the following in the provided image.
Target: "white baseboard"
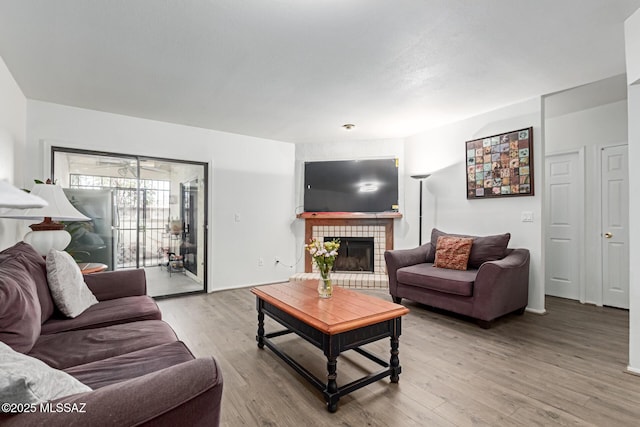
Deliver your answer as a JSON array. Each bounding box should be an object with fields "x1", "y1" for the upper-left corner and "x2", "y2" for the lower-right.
[{"x1": 626, "y1": 365, "x2": 640, "y2": 376}]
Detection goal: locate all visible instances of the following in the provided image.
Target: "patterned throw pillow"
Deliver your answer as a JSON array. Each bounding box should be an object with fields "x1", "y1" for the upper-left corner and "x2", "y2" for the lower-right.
[
  {"x1": 427, "y1": 228, "x2": 510, "y2": 267},
  {"x1": 434, "y1": 236, "x2": 474, "y2": 270}
]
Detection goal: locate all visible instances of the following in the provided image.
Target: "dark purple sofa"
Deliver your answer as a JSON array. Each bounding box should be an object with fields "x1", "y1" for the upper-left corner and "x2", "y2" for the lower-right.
[
  {"x1": 0, "y1": 242, "x2": 223, "y2": 426},
  {"x1": 384, "y1": 229, "x2": 530, "y2": 328}
]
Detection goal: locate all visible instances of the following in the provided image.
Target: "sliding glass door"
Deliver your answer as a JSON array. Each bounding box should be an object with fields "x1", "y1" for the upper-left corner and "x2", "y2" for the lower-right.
[{"x1": 52, "y1": 148, "x2": 207, "y2": 297}]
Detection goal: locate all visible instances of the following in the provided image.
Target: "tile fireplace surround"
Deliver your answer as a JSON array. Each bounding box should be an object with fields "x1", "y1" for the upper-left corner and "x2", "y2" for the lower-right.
[{"x1": 290, "y1": 212, "x2": 401, "y2": 289}]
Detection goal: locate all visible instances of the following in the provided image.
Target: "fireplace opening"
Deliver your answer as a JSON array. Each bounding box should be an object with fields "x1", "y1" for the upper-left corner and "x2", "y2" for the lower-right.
[{"x1": 325, "y1": 237, "x2": 374, "y2": 272}]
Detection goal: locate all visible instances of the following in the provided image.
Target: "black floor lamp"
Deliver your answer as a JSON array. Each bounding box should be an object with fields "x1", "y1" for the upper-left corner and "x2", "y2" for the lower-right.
[{"x1": 410, "y1": 174, "x2": 431, "y2": 246}]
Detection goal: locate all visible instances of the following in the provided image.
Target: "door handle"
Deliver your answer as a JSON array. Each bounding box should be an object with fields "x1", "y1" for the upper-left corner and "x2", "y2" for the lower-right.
[{"x1": 604, "y1": 232, "x2": 613, "y2": 239}]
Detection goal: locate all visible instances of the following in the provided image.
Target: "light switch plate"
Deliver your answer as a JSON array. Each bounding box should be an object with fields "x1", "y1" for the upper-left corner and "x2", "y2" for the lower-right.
[{"x1": 521, "y1": 211, "x2": 533, "y2": 222}]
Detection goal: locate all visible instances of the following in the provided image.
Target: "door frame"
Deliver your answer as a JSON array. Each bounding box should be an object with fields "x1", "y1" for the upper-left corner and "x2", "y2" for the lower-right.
[
  {"x1": 598, "y1": 142, "x2": 629, "y2": 308},
  {"x1": 180, "y1": 175, "x2": 200, "y2": 278},
  {"x1": 544, "y1": 148, "x2": 586, "y2": 303},
  {"x1": 47, "y1": 145, "x2": 209, "y2": 295}
]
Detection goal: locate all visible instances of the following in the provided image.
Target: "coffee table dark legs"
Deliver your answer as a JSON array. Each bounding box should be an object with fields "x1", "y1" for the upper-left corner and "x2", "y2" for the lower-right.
[
  {"x1": 254, "y1": 296, "x2": 405, "y2": 413},
  {"x1": 256, "y1": 310, "x2": 265, "y2": 349},
  {"x1": 390, "y1": 335, "x2": 401, "y2": 383},
  {"x1": 326, "y1": 356, "x2": 339, "y2": 412}
]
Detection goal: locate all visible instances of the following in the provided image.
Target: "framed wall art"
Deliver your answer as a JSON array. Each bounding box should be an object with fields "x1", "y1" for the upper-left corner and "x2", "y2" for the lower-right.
[{"x1": 466, "y1": 127, "x2": 534, "y2": 199}]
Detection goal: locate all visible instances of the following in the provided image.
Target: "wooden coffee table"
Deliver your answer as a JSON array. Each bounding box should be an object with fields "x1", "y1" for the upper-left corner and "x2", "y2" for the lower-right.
[{"x1": 251, "y1": 280, "x2": 409, "y2": 412}]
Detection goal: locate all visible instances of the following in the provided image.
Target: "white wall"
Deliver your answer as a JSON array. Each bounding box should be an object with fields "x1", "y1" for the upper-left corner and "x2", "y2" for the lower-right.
[
  {"x1": 545, "y1": 97, "x2": 628, "y2": 305},
  {"x1": 626, "y1": 7, "x2": 640, "y2": 373},
  {"x1": 0, "y1": 55, "x2": 27, "y2": 250},
  {"x1": 25, "y1": 100, "x2": 297, "y2": 291},
  {"x1": 404, "y1": 98, "x2": 545, "y2": 313},
  {"x1": 626, "y1": 9, "x2": 640, "y2": 85},
  {"x1": 294, "y1": 138, "x2": 408, "y2": 271}
]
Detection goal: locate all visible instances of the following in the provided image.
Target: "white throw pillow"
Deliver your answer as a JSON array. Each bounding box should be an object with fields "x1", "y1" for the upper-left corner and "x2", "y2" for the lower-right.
[
  {"x1": 46, "y1": 249, "x2": 98, "y2": 318},
  {"x1": 0, "y1": 341, "x2": 91, "y2": 404}
]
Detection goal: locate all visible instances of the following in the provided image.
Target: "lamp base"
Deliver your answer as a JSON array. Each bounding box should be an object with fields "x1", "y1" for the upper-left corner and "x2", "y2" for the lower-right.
[
  {"x1": 24, "y1": 229, "x2": 72, "y2": 256},
  {"x1": 29, "y1": 217, "x2": 65, "y2": 231}
]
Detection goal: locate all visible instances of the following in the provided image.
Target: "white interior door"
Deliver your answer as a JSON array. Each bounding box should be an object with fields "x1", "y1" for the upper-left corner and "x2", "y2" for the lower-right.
[
  {"x1": 545, "y1": 152, "x2": 583, "y2": 300},
  {"x1": 601, "y1": 145, "x2": 629, "y2": 309}
]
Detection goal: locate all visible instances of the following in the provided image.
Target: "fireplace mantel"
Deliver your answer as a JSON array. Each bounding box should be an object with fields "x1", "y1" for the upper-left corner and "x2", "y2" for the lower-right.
[{"x1": 296, "y1": 212, "x2": 402, "y2": 219}]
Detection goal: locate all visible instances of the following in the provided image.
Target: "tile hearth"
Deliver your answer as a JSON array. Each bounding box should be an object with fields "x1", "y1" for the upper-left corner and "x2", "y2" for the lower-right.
[
  {"x1": 295, "y1": 212, "x2": 399, "y2": 290},
  {"x1": 292, "y1": 222, "x2": 391, "y2": 289},
  {"x1": 311, "y1": 225, "x2": 386, "y2": 274},
  {"x1": 289, "y1": 272, "x2": 389, "y2": 290}
]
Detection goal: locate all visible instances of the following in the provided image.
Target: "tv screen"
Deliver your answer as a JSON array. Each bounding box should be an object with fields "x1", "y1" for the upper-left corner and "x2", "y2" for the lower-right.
[{"x1": 304, "y1": 159, "x2": 399, "y2": 213}]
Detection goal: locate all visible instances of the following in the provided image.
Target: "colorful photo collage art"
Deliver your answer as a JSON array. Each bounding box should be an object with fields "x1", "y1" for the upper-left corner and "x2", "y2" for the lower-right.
[{"x1": 466, "y1": 127, "x2": 533, "y2": 199}]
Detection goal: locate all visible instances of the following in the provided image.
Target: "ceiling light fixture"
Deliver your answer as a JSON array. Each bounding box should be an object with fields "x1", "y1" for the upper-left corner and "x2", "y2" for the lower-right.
[{"x1": 342, "y1": 124, "x2": 355, "y2": 131}]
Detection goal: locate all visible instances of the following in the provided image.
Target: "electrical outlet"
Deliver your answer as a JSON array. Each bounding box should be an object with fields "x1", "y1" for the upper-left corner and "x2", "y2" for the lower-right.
[{"x1": 258, "y1": 258, "x2": 264, "y2": 267}]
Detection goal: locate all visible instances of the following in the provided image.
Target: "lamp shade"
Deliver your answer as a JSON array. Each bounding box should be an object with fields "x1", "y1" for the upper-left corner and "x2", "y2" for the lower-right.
[
  {"x1": 0, "y1": 180, "x2": 48, "y2": 209},
  {"x1": 0, "y1": 182, "x2": 90, "y2": 256},
  {"x1": 0, "y1": 183, "x2": 89, "y2": 221},
  {"x1": 410, "y1": 174, "x2": 431, "y2": 180}
]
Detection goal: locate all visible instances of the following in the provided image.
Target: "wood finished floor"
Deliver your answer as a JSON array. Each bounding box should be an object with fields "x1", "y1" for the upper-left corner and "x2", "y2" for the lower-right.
[{"x1": 157, "y1": 288, "x2": 640, "y2": 426}]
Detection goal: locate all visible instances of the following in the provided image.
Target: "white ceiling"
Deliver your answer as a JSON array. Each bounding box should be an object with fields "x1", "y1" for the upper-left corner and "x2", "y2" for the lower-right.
[{"x1": 0, "y1": 0, "x2": 638, "y2": 144}]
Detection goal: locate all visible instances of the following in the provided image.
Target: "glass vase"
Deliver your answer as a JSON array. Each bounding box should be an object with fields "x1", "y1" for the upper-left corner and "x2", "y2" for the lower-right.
[{"x1": 318, "y1": 270, "x2": 333, "y2": 298}]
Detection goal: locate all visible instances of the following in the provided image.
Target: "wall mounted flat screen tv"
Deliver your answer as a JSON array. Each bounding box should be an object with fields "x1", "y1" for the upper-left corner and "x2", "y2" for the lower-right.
[{"x1": 304, "y1": 158, "x2": 399, "y2": 213}]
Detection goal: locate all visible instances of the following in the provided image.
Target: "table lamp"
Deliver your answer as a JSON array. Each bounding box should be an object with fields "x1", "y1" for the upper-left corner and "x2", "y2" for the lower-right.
[
  {"x1": 0, "y1": 180, "x2": 89, "y2": 255},
  {"x1": 0, "y1": 180, "x2": 48, "y2": 209}
]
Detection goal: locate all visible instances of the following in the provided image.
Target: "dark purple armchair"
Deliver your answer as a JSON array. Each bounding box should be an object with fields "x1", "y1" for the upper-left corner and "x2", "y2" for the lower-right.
[{"x1": 384, "y1": 229, "x2": 530, "y2": 328}]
